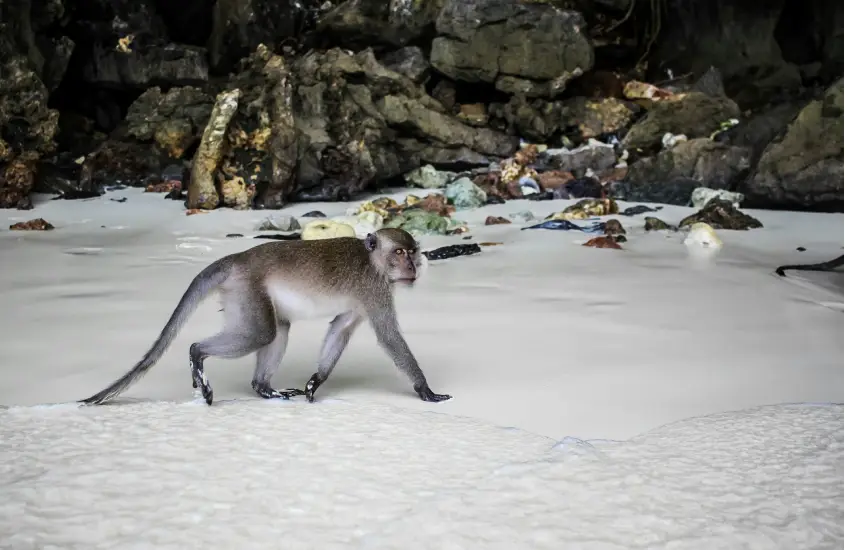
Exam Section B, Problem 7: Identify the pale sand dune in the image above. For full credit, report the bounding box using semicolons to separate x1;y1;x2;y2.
0;188;842;548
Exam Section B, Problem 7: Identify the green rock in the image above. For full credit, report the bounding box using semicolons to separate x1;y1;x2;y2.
385;209;449;235
444;177;486;209
404;164;453;189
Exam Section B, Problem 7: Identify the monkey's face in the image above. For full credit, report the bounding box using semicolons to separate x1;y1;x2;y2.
365;230;422;286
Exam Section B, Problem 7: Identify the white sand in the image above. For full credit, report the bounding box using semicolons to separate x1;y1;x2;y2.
1;187;842;548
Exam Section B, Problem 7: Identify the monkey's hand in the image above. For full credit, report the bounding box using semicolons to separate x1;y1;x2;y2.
251;380;305;400
305;373;324;403
415;384;452;403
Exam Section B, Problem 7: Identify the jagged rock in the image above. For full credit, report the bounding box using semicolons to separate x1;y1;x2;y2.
622;92;741;151
380;46;430;83
431;79;457;111
188;89;241;210
208;0;325;73
405;164;453;189
125;87;214;158
225;45;298;208
679;199;763;230
691;187;745;209
0;51;60;208
561;97;638;140
489;96;563;142
445;177;486;209
81;43;209;89
37;36;75;92
744;78;844;210
291;47;516;202
609;177;701;206
76;140;164;192
624;138;751;204
317;0;445;47
540;141;617;175
720;101;805;166
430;0;594;98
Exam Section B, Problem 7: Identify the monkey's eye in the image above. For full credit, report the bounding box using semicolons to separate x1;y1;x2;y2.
395;249;405;255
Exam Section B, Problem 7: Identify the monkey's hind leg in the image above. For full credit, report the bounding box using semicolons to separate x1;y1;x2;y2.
252;320;305;400
190;288;278;405
306;312;363;402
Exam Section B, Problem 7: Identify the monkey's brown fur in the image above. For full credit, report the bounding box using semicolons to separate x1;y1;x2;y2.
80;228;451;406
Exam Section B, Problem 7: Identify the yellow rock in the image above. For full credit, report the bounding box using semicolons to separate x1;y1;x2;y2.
683;222;723;248
301;220;357;240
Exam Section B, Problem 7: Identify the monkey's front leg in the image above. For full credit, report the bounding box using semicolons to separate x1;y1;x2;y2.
368;306;452;403
305;312;363;402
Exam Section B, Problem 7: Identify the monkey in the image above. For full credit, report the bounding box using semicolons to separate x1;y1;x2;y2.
775;254;844;277
79;228;452;407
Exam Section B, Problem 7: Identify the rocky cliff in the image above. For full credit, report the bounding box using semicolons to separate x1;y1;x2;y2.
0;0;842;212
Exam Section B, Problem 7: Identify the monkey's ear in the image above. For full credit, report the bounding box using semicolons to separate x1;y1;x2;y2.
364;233;378;252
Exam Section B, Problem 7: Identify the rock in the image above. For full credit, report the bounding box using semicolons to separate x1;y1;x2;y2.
547;198;619;221
488;96;563;142
292;48;515;203
620;138;752;205
415;193;455;216
485;216;511;225
0;53;59;209
541;141;617;175
302;210;326;218
405;164;453;189
431;79;457;110
690;188;745;209
683;222;723;249
9;217;54;230
187;88;241;210
82;43;209;90
604;219;626;236
208;0;324;73
561;97;638;141
226;45;298;209
124;87;214;158
77;139;163;192
330;212;384;238
744;78;844;210
679;199;763;230
621;205;662;216
622;92;741;151
536;170;574;191
721;101;805;166
457;104;488;127
583;236;622;249
430;0;594;98
552;177;603;200
644;217;673;231
445;177;487;209
385;209;450;235
508;210;535;222
301;219;357;240
256;215;301;232
317;0;444;48
380;46;430;83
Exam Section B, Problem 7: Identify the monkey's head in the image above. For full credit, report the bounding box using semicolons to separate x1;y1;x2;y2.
364;229;423;286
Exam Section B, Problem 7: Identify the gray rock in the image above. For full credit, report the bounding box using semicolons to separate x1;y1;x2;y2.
81;44;209;89
256;215;301;231
743;78;844;210
430;0;593;98
405;164;454;189
541;141;617;175
690;187;745;209
380;46;430;83
445;177;487;209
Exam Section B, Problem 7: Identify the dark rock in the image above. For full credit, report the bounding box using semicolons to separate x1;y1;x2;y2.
541;142;617;175
380;46;430;84
690;67;726;98
430;0;593;98
423;243;482;260
560;97;638;141
743;78;844;210
431;79;457;111
209;0;324;73
226;233;244;238
253;233;303;240
301;210;326;217
609;176;700;206
488;95;562;142
0;156;38;208
78;139;164;192
622;92;741;151
721;101;806;166
37;35;75;92
317;0;445;47
552;177;603;200
604;219;626;235
678;199;763;230
10;217;54;230
81;43;209;90
624;138;752;203
644;217;674;231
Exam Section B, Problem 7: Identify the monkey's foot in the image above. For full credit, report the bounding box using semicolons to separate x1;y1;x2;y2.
191;362;213;406
305;373;325;403
415;384;452;403
251;381;305;400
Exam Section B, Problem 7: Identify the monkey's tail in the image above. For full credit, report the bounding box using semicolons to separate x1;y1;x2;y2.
79;258;233;406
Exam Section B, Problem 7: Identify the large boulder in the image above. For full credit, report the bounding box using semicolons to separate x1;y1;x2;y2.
291;47;517;202
317;0;446;48
615;138;751;205
743;79;844;210
622;92;741;151
0;53;60;209
124;86;214;158
430;0;593;98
